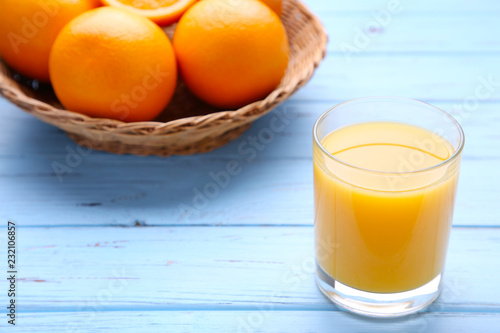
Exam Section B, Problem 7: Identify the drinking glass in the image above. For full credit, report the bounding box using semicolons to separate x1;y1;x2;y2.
313;97;464;317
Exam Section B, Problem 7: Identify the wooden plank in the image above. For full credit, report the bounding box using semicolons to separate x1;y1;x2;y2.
0;156;498;227
5;227;500;312
304;0;500;13
291;55;500;102
1;98;498;226
14;311;500;333
0;1;497;330
325;13;500;53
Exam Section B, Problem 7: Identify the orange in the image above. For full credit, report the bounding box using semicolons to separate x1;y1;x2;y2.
49;7;177;122
260;0;282;16
0;0;99;82
100;0;198;26
173;0;289;109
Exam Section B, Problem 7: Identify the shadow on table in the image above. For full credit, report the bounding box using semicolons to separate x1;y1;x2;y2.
4;106;313;226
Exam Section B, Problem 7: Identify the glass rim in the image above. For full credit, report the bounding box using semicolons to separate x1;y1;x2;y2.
313;97;465;175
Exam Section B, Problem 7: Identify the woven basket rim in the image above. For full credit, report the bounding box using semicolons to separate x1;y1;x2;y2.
0;0;328;137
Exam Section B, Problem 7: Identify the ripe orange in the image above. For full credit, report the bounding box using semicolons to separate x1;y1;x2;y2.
49;7;177;122
100;0;198;26
260;0;282;16
0;0;99;82
173;0;289;109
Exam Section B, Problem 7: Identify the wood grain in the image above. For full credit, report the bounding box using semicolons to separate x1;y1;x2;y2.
1;98;499;227
291;56;500;102
16;311;500;333
6;227;500;312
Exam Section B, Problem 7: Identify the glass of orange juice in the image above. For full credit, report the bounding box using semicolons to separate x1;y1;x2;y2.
313;97;464;317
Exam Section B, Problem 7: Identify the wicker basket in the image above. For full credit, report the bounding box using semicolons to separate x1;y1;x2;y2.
0;0;327;156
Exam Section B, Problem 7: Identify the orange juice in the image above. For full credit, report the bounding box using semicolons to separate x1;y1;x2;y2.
314;122;461;293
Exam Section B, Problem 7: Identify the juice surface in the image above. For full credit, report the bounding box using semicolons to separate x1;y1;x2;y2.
314;122;460;293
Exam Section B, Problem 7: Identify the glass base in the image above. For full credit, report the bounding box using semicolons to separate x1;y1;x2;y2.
316;263;442;318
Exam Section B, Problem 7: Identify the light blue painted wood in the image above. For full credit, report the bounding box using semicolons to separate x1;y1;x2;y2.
291;55;500;102
1;98;499;226
325;13;500;53
13;311;500;333
2;227;498;312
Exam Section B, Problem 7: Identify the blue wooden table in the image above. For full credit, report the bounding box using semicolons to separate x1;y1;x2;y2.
2;0;500;331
